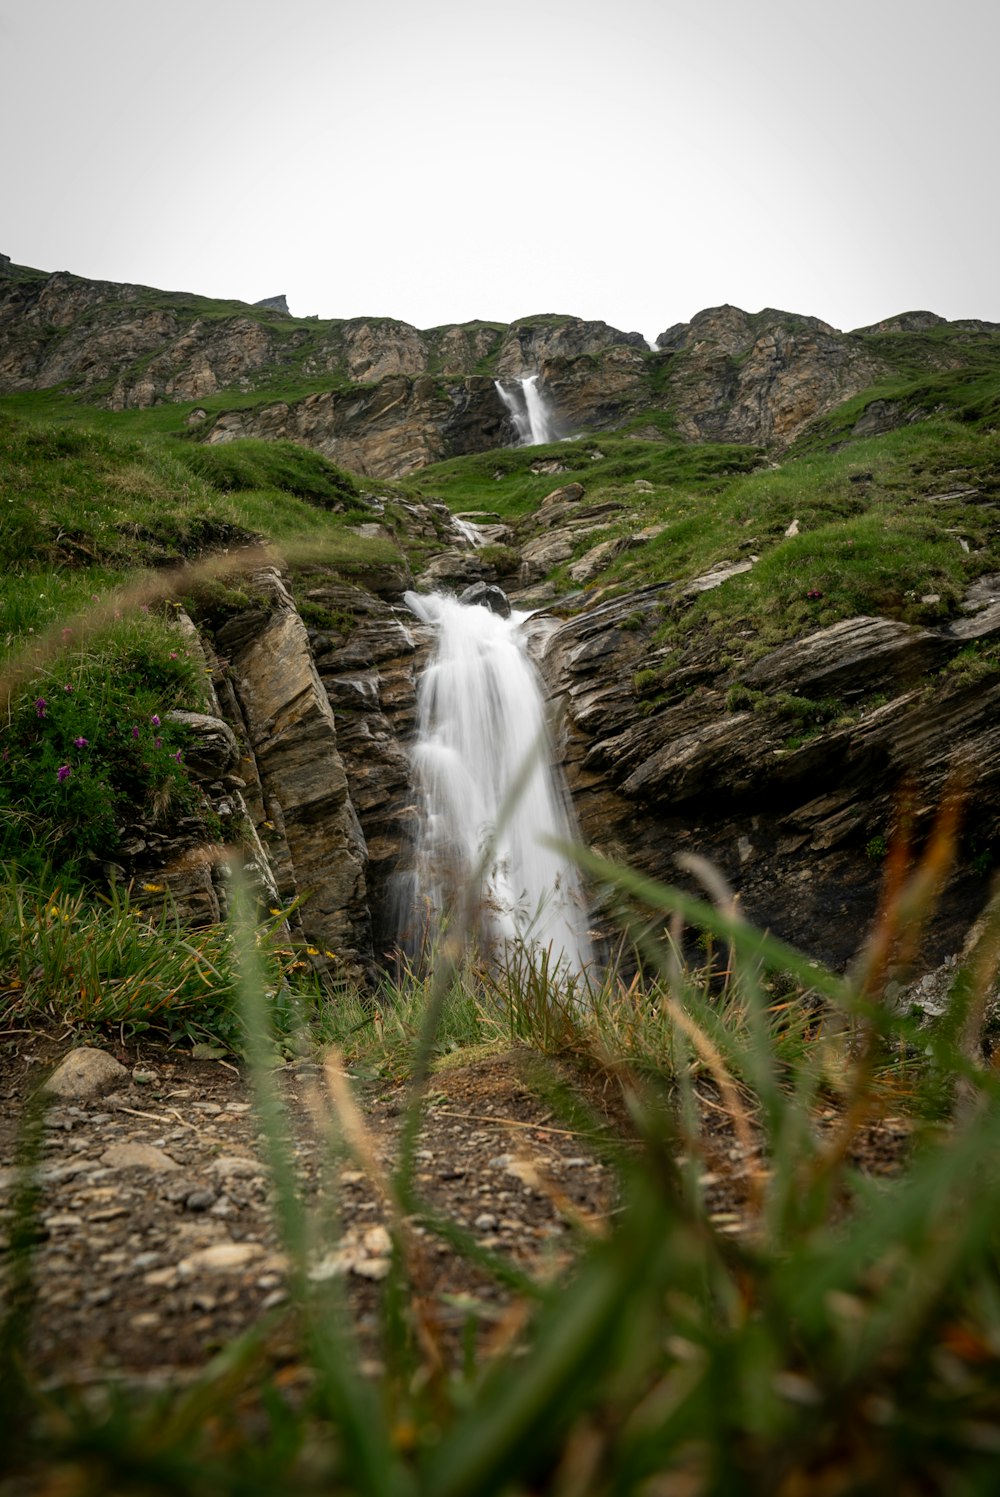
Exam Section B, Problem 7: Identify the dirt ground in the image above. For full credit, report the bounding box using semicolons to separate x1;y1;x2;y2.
0;1034;626;1385
0;1032;911;1389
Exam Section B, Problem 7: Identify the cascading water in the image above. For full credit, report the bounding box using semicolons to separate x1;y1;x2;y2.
399;591;592;982
494;374;559;446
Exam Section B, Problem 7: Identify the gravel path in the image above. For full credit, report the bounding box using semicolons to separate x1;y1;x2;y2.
0;1037;619;1385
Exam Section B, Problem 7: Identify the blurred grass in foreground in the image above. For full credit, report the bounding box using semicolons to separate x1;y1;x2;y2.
4;801;1000;1497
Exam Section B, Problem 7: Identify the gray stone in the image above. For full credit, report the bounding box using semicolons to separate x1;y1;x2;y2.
43;1048;128;1101
100;1143;180;1172
208;1154;265;1179
164;711;239;774
178;1241;265;1275
184;1188;218;1211
458;581;511;618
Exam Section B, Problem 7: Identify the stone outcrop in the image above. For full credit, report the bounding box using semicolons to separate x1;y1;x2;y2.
216;568;372;973
303;581;425;960
651;305;889;447
495;318;647;377
537;581;1000;971
205;374;510;479
4;260;1000;474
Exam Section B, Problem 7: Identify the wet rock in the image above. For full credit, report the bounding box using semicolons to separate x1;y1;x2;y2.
458;581;511;618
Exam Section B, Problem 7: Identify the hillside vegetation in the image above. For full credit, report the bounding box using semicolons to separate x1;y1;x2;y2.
3;279;1000;1495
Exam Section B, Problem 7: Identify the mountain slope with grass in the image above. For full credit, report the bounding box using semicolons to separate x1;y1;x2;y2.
5;253;1000;476
2;253;1000;978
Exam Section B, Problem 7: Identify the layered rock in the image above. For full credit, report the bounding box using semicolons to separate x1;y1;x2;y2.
652;305;889;446
205;375;509;478
5;260;1000;472
538;583;1000;971
495;317;647;377
304;581;426;960
213;568;372;973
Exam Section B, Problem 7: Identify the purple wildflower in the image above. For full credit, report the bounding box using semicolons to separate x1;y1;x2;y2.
154;738;162;750
150;714;160;727
74;736;88;749
35;697;47;718
63;684;73;694
56;764;72;783
172;750;183;763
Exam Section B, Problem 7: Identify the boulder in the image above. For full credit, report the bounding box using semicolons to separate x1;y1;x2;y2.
44;1048;128;1100
458;581;511;618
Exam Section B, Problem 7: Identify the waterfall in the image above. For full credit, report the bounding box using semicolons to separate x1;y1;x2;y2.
399;591;592;982
494;374;559;446
451;515;486;548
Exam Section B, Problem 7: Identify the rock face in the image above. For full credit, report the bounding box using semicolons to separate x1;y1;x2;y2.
9;260;992;478
218;568;372;973
205;375;510;479
651;305;889;446
495;317;647;377
537;584;1000;971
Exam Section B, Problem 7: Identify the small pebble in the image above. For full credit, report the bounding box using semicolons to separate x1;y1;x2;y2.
185;1189;217;1212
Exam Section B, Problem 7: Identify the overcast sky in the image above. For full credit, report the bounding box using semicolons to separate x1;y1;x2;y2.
2;0;996;340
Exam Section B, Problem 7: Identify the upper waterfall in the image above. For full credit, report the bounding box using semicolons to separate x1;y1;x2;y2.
494;374;559;446
399;591;592;982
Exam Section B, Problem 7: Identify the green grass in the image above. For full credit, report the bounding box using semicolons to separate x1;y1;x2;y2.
0;407;410;889
5;336;1000;1488
0;868;335;1054
398;433;762;520
5;831;1000;1493
0;409;407;571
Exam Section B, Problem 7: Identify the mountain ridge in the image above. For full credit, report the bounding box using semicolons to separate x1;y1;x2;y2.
4;255;1000;478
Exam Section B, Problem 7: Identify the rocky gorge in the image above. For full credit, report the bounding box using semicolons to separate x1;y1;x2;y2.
3;253;1000;997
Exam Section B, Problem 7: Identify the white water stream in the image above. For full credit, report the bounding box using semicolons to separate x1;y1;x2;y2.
494;374;559;446
400;591;592;981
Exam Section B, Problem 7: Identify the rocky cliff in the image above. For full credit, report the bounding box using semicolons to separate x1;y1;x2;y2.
5;255;1000;990
121;527;1000;988
537;578;1000;972
5;257;996;478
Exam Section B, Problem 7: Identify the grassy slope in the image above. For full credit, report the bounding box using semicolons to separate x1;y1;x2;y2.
4;340;998;663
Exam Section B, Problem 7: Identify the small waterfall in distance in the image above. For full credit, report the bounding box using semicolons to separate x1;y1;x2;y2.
399;590;592;983
494;374;559;446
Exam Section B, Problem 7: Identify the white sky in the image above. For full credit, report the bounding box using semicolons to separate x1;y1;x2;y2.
2;0;997;340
